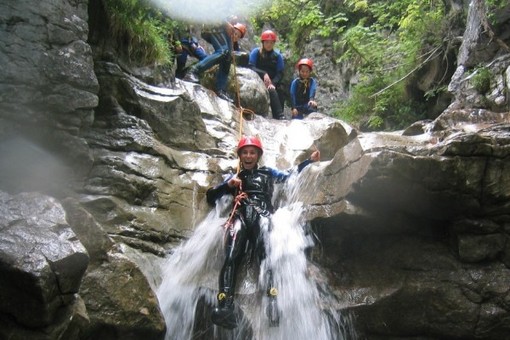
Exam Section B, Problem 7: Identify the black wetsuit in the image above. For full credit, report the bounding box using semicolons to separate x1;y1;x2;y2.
206;160;312;297
248;48;285;119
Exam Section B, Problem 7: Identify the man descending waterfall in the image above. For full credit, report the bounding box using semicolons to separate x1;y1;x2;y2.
206;136;320;329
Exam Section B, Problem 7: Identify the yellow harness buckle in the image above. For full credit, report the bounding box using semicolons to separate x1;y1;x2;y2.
268;287;278;297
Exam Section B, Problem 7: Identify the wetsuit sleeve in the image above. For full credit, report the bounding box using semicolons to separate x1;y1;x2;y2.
269;158;313;183
268;167;290;183
290;79;298;108
206;180;234;206
272;53;285;85
309;78;317;100
297;159;313;173
248;48;264;76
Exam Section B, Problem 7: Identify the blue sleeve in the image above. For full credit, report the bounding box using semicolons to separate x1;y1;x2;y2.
297;159;313;173
290;79;298;108
272;53;285;84
276;54;284;72
248;48;259;67
269;167;290;183
309;78;317;100
269;159;315;183
248;48;267;78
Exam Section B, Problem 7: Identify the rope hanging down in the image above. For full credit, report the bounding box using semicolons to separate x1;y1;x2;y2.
223;30;256;229
228;29;255;175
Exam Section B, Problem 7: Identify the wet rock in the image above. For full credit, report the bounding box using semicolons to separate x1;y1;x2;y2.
0;191;89;330
80;252;166;340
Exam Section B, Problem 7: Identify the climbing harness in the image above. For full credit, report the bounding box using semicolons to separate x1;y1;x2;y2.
224;189;247;232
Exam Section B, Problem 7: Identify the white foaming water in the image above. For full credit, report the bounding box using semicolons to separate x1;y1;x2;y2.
150;0;272;24
157;167;353;339
253;203;338;340
157;204;226;340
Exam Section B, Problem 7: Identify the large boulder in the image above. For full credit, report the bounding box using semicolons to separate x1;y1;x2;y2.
303;108;510;339
79;251;166;340
0;191;89;337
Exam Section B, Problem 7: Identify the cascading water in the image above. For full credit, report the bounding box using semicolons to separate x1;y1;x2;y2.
157;163;356;340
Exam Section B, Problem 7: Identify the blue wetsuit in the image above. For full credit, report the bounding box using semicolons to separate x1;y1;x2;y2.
175;37;208;79
248;48;286;119
290;77;318;119
192;25;233;92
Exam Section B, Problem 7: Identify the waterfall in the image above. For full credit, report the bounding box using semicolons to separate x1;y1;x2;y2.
157;166;356;340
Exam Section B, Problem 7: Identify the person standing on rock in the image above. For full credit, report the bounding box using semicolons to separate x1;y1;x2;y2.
248;30;286;120
184;21;247;102
206;135;320;329
290;58;318;119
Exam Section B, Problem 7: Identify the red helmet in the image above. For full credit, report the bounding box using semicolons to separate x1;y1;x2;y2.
260;30;277;42
237;136;263;155
297;58;314;71
234;23;247;38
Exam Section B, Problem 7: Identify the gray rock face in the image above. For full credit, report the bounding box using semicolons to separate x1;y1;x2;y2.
448;2;510;112
80;251;166;340
0;191;89;331
305;109;510;339
2;0;510;339
0;0;99;191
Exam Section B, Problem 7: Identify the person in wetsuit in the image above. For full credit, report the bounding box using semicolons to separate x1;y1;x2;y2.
206;136;320;329
184;22;246;102
248;30;286;120
290;58;318;119
174;36;208;79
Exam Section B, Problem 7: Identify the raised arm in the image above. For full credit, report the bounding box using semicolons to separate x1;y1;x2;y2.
272;150;321;182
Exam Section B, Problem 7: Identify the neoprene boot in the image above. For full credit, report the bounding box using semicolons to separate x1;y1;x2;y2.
266;287;280;327
216;90;233;103
211;292;238;329
183;67;200;83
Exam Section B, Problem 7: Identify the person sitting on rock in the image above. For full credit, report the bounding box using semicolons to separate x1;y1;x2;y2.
248;30;286;120
174;36;208;79
184;21;247;103
206;135;320;329
290;58;318;119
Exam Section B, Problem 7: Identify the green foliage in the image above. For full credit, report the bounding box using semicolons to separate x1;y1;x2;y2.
254;0;450;130
486;0;508;24
103;0;177;65
333;0;446;130
335;76;425;130
471;67;492;94
424;85;448;101
252;0;347;53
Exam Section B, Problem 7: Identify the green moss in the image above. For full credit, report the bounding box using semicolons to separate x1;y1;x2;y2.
471;67;491;94
103;0;177;65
